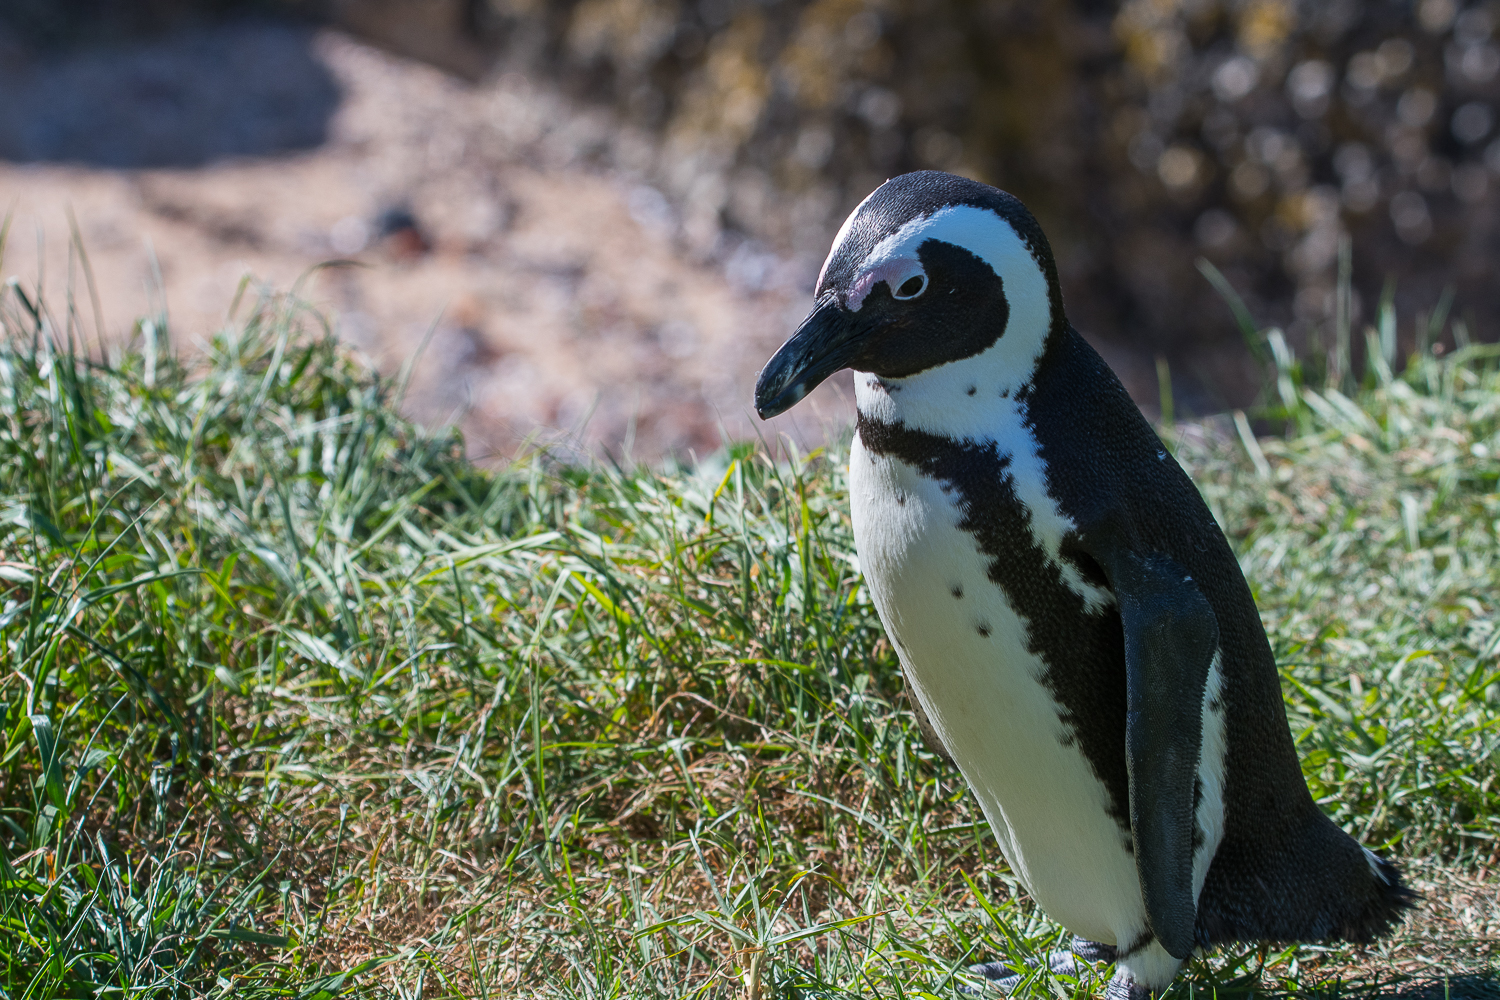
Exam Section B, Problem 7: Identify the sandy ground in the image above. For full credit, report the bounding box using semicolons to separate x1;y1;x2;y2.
0;22;856;462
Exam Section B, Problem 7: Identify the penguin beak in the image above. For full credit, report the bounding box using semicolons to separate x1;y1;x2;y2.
755;294;864;419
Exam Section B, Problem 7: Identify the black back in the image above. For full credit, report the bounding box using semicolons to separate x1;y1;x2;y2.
1029;325;1415;945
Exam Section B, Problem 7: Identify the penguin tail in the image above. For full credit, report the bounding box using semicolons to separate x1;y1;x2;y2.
1195;817;1419;947
1337;848;1420;943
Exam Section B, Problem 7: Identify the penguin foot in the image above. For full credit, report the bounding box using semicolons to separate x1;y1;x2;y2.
960;964;1021;994
1104;976;1158;1000
963;938;1114;993
1069;936;1117;963
1106;937;1181;1000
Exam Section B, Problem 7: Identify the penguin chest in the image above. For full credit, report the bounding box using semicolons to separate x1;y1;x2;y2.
849;432;1144;945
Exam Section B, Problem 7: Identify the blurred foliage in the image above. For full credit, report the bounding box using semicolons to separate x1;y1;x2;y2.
461;0;1500;410
7;0;1500;410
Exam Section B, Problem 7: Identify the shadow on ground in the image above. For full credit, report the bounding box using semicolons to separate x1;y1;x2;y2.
1173;972;1500;1000
1386;974;1500;999
0;20;339;167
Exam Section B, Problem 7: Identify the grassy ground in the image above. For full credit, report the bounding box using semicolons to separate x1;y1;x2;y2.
0;265;1496;999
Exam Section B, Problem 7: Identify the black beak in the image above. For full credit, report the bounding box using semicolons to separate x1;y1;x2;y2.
754;295;865;419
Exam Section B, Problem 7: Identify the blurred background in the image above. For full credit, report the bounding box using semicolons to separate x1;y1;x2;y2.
2;0;1497;461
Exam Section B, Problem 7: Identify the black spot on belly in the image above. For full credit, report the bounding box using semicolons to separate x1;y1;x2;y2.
967;385;977;396
896;493;906;505
857;411;1131;833
977;623;991;637
951;584;964;598
1192;777;1205;851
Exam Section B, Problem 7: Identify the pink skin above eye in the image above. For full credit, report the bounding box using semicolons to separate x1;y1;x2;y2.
845;258;926;311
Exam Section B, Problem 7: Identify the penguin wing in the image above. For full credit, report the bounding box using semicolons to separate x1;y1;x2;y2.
1091;543;1220;960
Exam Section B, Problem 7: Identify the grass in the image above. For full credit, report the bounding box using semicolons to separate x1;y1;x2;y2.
0;259;1495;1000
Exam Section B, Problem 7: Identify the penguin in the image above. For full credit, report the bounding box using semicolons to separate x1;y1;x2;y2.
753;171;1415;998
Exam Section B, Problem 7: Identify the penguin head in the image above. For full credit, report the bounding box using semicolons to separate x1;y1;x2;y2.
755;171;1065;419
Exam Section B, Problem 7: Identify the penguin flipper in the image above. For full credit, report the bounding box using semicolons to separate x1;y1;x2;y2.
1096;546;1220;961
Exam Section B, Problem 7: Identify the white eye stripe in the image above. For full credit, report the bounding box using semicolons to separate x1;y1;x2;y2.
818;186;881;290
864;204;1050;326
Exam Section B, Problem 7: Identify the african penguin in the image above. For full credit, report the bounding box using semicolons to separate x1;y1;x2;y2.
754;171;1415;998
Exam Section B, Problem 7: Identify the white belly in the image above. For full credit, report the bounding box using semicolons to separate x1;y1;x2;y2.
850;432;1145;945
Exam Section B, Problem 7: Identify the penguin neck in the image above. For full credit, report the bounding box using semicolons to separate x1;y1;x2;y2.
853;323;1052;443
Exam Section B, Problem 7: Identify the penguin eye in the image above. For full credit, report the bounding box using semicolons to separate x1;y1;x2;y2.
894;274;928;300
